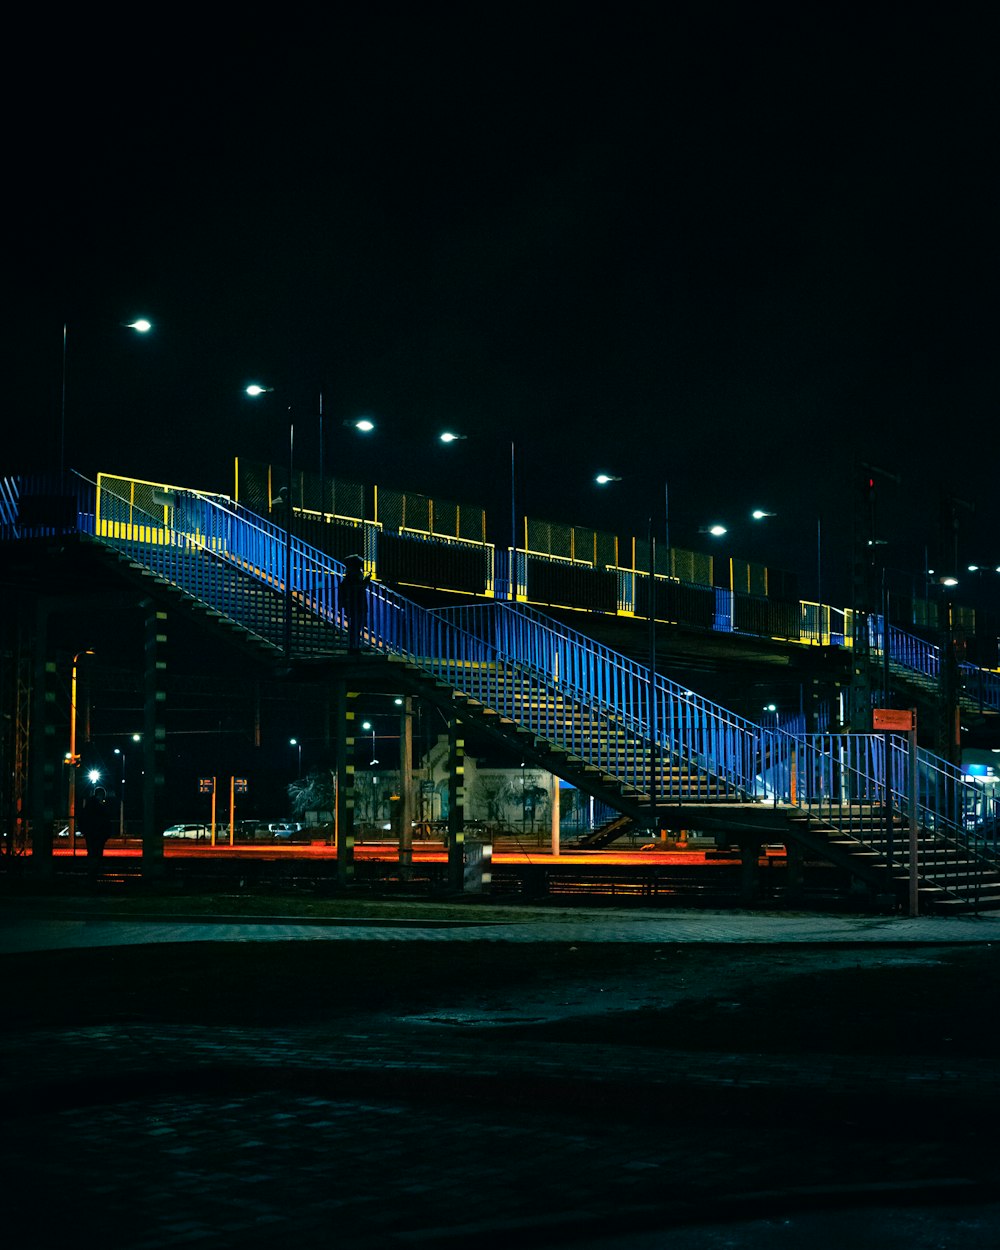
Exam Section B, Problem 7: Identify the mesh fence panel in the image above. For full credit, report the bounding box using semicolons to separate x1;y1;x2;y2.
376;486;485;542
525;518;620;567
235;460;366;522
668;547;714;588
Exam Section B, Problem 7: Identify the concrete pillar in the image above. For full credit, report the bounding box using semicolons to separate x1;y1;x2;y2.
398;695;414;881
141;601;167;878
335;681;357;885
550;771;560;856
447;720;465;891
28;605;57;877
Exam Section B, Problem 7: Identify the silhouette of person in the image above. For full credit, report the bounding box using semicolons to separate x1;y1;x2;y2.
340;554;371;652
79;785;114;876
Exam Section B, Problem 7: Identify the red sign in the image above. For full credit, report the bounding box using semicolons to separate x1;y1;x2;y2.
873;708;915;732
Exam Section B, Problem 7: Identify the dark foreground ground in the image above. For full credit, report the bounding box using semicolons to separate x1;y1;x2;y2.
2;894;1000;1248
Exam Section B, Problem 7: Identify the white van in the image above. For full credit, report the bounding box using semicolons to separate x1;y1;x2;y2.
163;823;209;840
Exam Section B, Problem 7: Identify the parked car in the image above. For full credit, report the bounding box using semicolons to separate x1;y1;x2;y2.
268;821;304;840
162;823;209;840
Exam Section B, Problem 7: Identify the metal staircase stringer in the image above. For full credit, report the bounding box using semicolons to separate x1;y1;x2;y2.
83;534;295;663
386;662;658;826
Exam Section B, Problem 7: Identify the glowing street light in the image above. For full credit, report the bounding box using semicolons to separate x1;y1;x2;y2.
60;317;153;479
442;431;517;598
361;721;378;766
246;383;377;654
290;737;302;775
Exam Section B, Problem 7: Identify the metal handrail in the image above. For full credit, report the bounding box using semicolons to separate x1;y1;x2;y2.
6;472;998;902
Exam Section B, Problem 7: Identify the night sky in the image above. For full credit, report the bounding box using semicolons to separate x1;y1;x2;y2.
9;7;999;610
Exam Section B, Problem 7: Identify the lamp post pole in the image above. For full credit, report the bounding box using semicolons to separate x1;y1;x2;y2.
511;439;517;601
60;322;68;482
318;391;325;518
67;649;94;854
245;385;295;657
114;747;126;836
648;514;659;836
595;473;663;835
285;405;293;658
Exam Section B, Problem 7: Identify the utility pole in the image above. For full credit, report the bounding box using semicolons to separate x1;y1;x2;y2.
849;462;899;731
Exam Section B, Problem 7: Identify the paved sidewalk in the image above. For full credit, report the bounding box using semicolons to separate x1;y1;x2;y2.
5;902;1000;1248
4;903;1000;953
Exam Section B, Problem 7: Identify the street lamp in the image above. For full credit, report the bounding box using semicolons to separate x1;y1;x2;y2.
594;471;669;835
290;737;302;775
247;384;376;654
65;648;95;854
361;721;378;766
113;748;126;836
112;732;141;838
61;317;153;480
595;473;670;551
246;383;296;657
441;431;517;599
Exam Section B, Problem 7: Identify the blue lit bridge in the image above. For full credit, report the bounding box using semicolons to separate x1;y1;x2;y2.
1;470;998;912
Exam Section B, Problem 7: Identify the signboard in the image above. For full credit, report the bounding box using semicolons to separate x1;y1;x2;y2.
873;708;915;732
198;777;215;794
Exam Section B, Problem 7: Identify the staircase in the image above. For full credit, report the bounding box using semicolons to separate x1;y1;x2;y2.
10;471;1000;913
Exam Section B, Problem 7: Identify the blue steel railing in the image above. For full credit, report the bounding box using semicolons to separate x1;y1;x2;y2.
5;472;997;710
432;603;998;855
4;473;998;896
873;618;1000;712
771;728;998;880
91;480;347;654
431;601;768;801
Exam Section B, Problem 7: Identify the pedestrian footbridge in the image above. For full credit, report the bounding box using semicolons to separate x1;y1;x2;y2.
3;472;1000;912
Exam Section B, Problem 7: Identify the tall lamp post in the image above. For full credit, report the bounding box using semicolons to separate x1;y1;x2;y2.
595;472;669;834
247;384;376;656
113;747;126;836
290;737;303;776
112;732;141;839
441;431;518;599
246;384;295;656
66;648;94;854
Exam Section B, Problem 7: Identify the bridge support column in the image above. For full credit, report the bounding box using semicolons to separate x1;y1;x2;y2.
141;600;167;879
335;682;357;886
447;720;465;891
398;695;414;881
550;771;560;856
738;839;762;904
28;602;57;878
